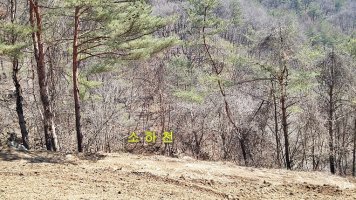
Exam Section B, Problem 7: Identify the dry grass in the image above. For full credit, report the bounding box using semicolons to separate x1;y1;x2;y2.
0;149;355;200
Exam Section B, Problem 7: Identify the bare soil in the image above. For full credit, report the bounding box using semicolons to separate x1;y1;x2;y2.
0;149;355;200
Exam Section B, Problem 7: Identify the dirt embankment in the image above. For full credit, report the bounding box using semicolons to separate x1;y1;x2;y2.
0;149;355;200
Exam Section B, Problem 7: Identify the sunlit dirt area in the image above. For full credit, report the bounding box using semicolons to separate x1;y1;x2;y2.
1;149;356;200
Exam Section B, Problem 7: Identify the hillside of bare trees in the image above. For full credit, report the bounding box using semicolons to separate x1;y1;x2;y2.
1;0;356;179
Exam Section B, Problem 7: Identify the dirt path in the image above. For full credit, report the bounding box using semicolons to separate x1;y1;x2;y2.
0;150;355;199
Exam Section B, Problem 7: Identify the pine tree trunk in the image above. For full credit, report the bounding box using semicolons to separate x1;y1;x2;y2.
10;0;29;149
12;60;30;149
281;83;291;170
277;26;291;170
239;137;248;166
29;0;58;151
352;117;356;176
328;85;335;174
312;135;316;170
36;36;58;151
73;6;83;152
272;80;281;167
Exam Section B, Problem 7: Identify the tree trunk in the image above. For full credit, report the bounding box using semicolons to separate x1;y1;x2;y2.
10;0;29;149
352;117;356;176
73;6;83;152
277;26;291;170
280;76;291;170
28;0;58;151
239;137;248;166
328;85;335;174
272;80;281;167
12;60;30;149
312;134;317;170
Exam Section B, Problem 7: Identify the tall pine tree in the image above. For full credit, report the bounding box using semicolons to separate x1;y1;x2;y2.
65;0;176;152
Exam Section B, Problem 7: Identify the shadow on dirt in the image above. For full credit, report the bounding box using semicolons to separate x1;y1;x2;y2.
0;149;106;164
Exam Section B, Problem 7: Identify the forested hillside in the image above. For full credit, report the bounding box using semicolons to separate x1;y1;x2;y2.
0;0;355;176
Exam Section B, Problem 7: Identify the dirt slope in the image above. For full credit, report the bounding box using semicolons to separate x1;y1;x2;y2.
0;149;355;200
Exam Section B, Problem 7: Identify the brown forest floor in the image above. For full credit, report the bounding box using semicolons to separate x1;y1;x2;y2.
0;149;356;200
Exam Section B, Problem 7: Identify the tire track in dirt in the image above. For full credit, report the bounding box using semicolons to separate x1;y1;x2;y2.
130;171;231;199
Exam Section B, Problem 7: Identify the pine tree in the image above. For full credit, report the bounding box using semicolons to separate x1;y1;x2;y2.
184;0;252;163
28;0;59;151
254;24;317;169
317;51;348;174
0;0;32;149
65;0;177;152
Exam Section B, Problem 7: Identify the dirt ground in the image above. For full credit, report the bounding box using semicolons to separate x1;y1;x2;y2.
0;149;355;200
